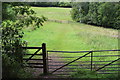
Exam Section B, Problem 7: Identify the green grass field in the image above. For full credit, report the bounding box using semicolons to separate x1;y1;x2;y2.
24;7;118;50
23;7;119;78
32;7;72;21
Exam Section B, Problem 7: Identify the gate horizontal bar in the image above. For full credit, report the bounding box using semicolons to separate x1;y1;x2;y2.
48;55;120;58
23;58;52;60
47;49;120;53
49;67;77;69
85;55;120;57
52;73;70;75
82;64;119;65
49;67;120;70
52;70;77;72
22;47;42;49
48;56;75;58
27;63;43;65
23;54;43;55
24;66;43;68
49;64;119;66
97;72;119;74
105;67;120;68
49;64;79;66
48;61;115;63
100;70;120;71
23;58;43;60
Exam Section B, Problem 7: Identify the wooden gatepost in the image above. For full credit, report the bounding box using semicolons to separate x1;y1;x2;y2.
42;43;48;75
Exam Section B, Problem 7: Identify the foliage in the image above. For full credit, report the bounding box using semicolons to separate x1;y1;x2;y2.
70;7;80;22
86;2;101;25
2;20;24;61
71;2;89;23
2;2;46;59
2;3;16;21
2;2;46;78
2;54;33;78
58;2;72;7
71;2;120;29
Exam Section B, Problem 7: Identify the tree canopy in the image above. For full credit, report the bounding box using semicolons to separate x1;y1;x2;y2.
71;2;120;29
2;2;46;78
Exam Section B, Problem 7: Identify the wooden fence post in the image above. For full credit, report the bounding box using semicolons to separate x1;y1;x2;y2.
42;43;48;75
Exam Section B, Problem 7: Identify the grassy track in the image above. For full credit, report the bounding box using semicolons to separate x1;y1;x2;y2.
32;7;72;21
23;7;118;57
23;22;118;51
23;7;119;77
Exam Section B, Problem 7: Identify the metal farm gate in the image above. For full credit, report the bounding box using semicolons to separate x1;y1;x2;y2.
22;43;120;77
47;50;120;77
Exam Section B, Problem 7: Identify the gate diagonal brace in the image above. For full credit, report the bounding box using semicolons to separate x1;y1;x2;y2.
96;58;120;71
25;48;41;62
50;51;92;74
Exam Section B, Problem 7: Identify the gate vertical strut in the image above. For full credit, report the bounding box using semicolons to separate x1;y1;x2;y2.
91;52;93;71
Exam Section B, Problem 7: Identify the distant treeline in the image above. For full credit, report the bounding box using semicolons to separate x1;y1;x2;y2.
28;2;72;8
28;2;120;29
71;2;120;29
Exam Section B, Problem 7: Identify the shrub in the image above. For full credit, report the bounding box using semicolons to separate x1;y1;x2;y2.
2;54;33;78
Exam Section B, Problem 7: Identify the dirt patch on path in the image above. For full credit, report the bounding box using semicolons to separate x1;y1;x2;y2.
26;52;74;78
37;52;73;78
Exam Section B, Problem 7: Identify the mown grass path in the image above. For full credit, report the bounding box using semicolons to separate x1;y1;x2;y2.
23;7;119;78
24;7;118;51
23;21;119;78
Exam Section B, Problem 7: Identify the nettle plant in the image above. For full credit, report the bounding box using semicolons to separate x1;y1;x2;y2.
2;3;47;61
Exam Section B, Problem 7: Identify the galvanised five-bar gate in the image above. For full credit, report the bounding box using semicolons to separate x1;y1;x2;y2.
22;43;120;76
47;50;120;76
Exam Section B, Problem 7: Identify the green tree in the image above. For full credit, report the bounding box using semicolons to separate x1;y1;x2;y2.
71;6;80;22
2;2;46;59
71;2;120;29
113;3;120;29
98;3;114;27
71;2;89;23
2;2;47;78
86;2;101;25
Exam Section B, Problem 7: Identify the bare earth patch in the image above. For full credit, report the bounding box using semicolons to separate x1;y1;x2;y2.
26;53;74;78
